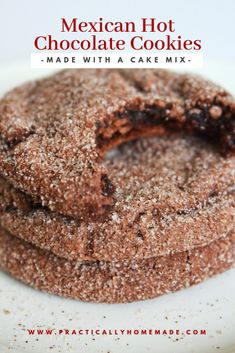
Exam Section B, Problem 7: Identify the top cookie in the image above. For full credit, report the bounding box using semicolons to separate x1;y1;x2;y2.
0;69;234;219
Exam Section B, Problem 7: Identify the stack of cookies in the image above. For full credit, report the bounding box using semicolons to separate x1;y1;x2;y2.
0;69;234;303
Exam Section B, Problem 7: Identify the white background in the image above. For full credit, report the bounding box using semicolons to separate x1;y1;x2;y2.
0;0;235;66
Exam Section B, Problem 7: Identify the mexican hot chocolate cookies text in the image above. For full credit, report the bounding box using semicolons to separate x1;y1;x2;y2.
0;69;234;303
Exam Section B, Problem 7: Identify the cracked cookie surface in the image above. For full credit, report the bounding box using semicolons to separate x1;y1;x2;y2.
0;69;234;219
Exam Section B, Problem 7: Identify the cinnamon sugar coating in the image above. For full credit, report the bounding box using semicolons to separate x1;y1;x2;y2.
0;135;234;261
0;228;234;303
0;69;234;219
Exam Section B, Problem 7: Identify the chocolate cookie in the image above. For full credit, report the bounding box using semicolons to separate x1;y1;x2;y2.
0;227;234;303
0;135;234;261
0;70;234;219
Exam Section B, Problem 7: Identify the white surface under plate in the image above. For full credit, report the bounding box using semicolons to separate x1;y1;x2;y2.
0;62;234;353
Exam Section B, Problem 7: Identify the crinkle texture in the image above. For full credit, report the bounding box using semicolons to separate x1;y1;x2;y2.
0;69;235;219
0;135;234;261
0;227;234;303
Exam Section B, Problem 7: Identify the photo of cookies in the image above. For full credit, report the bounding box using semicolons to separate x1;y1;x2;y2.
0;69;234;304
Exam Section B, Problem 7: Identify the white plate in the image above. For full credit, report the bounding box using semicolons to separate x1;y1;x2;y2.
0;62;234;353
